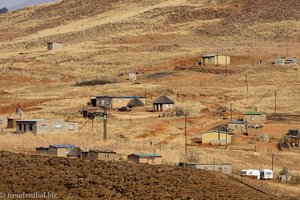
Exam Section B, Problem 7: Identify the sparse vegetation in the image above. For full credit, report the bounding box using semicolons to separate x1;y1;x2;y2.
74;77;117;86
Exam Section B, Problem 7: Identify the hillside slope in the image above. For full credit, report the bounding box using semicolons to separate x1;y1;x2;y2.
0;151;277;200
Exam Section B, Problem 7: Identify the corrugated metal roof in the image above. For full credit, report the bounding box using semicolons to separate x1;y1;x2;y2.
201;54;215;58
244;111;264;115
129;153;161;158
229;121;245;124
93;96;145;99
16;119;44;122
202;130;231;134
49;144;79;149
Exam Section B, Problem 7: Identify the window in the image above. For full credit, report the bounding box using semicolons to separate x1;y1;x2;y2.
266;172;272;175
18;124;22;131
29;124;33;131
54;124;61;129
40;124;48;129
69;123;75;130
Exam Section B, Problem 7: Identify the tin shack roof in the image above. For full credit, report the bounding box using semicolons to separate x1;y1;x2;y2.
128;153;161;158
244;111;264;115
49;144;79;149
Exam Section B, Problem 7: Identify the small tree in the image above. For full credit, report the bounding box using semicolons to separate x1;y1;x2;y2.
0;7;8;14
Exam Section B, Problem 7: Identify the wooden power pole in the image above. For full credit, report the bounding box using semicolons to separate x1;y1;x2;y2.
184;115;187;160
103;107;108;141
274;91;277;113
245;74;249;93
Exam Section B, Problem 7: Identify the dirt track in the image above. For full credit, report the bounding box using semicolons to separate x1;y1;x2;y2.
0;151;277;200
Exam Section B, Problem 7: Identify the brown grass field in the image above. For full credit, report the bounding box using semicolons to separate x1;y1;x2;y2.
0;0;300;199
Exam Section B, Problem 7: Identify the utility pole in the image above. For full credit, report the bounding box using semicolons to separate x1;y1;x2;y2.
272;153;275;171
245;74;249;93
103;107;108;141
274;91;277;113
184;114;187;160
230;103;232;121
225;56;228;76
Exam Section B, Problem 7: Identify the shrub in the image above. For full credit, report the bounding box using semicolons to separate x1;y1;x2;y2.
75;77;116;86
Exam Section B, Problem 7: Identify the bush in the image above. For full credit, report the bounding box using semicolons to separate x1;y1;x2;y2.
0;7;8;14
75;77;116;86
161;107;189;117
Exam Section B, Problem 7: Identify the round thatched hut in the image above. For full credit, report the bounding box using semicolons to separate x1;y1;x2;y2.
127;98;145;108
153;95;174;111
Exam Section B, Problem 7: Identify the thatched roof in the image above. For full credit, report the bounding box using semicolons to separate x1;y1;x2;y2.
153;95;174;104
127;98;144;107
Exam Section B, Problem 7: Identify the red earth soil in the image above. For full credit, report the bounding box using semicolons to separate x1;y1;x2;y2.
0;151;280;200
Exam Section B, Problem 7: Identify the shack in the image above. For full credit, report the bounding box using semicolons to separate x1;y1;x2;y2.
227;121;247;134
89;149;120;161
36;147;49;156
16;119;78;135
243;112;266;128
274;57;297;65
7;118;17;129
127;153;162;165
201;54;230;66
47;42;64;50
0;116;7;130
47;144;80;157
90;96;146;109
201;130;232;145
153;95;174;112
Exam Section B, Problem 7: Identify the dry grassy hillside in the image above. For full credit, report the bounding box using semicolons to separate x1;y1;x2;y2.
0;1;300;198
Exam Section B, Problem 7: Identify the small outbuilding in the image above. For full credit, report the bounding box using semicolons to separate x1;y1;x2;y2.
47;42;64;50
201;130;232;145
127;153;162;165
0;116;7;131
47;144;80;157
182;163;232;174
36;147;49;156
274;57;297;65
201;54;230;66
7;118;17;129
243;112;266;128
227;121;247;134
153;95;174;112
89;149;120;161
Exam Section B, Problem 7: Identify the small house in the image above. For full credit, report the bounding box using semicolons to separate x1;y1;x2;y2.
47;144;80;157
0;116;7;130
243;112;266;127
201;54;230;66
153;95;174;112
7;118;17;129
127;153;162;165
91;96;145;109
274;57;297;65
16;119;78;134
47;42;64;50
36;147;49;156
89;149;120;161
201;130;232;145
181;163;232;174
227;121;247;134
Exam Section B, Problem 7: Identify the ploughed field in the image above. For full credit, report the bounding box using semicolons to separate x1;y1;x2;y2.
0;151;276;200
